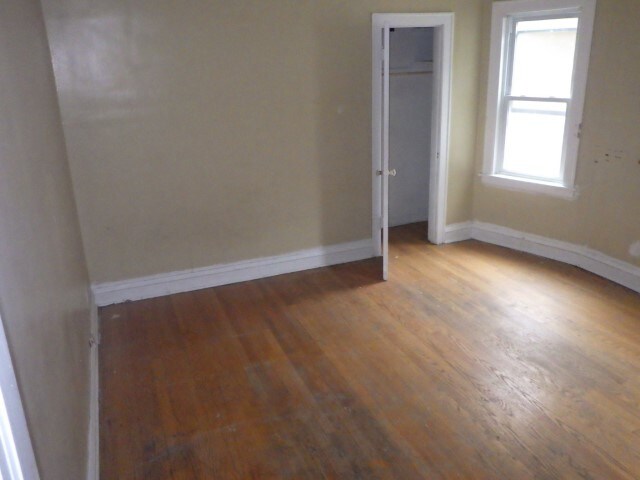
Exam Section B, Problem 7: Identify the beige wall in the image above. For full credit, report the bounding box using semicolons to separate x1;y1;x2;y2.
473;0;640;266
42;0;483;284
0;1;91;478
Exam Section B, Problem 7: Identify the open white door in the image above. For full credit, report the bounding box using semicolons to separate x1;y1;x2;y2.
381;25;391;281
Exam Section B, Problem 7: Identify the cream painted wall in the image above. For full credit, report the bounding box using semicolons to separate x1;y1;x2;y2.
473;0;640;267
0;1;91;478
42;0;483;284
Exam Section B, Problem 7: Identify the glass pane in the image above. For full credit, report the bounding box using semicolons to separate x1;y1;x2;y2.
510;17;578;98
502;100;567;180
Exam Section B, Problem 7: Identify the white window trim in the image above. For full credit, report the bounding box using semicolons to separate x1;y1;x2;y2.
482;0;596;199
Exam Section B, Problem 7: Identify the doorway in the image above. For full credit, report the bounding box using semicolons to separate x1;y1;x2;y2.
388;27;434;230
372;13;453;280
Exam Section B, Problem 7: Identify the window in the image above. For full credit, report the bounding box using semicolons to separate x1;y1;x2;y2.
482;0;596;198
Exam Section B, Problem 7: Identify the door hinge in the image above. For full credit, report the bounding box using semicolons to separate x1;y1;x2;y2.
89;334;99;348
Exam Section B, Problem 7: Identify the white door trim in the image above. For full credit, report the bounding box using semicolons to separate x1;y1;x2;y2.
372;13;454;256
0;312;40;480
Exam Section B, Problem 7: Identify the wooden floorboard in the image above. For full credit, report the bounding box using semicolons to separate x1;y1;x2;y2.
99;223;640;479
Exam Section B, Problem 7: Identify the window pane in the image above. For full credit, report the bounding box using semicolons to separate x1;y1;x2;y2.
502;100;567;180
510;17;578;98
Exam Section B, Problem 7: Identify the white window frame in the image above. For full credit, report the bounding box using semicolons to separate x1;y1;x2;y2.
482;0;596;199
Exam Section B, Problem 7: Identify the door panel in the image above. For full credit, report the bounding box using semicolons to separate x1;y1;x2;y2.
382;25;390;281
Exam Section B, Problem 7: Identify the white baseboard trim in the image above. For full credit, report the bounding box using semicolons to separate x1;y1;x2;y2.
92;239;375;306
86;291;99;480
444;221;473;243
445;220;640;294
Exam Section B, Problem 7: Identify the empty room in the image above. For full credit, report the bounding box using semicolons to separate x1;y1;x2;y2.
1;0;639;479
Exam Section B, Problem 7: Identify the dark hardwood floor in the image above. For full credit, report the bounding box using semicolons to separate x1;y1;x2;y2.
99;223;640;479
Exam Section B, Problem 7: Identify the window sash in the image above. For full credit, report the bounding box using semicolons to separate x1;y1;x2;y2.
504;13;580;99
497;97;570;181
495;13;579;183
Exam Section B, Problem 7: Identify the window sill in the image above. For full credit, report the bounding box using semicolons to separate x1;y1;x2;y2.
481;173;578;200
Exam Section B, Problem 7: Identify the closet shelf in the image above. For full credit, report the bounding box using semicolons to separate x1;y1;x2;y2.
389;61;433;75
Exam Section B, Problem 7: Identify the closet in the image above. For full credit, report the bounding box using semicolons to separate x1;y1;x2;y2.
388;28;434;228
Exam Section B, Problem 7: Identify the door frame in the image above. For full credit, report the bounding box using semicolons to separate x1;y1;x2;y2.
0;311;40;480
372;13;454;255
